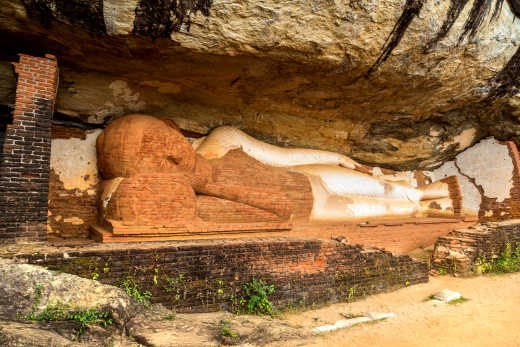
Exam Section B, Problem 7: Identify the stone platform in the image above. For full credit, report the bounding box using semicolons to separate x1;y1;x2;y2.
90;221;293;243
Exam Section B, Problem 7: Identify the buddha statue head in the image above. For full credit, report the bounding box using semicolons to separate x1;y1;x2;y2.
96;114;196;180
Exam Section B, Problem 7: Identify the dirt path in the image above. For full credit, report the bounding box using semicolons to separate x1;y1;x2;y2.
271;273;520;347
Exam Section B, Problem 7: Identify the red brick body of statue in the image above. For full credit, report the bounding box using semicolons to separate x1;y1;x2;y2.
96;114;313;234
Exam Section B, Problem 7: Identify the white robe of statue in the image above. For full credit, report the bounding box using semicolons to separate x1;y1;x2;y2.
193;126;455;221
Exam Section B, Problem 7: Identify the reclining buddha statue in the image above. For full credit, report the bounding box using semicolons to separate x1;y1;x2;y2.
92;114;461;239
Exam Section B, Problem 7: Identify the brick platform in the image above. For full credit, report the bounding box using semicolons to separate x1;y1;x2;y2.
0;54;58;243
8;237;428;312
87;217;475;254
432;220;520;273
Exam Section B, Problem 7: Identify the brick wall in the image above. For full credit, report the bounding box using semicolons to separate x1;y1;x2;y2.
48;171;98;238
0;54;58;243
16;237;428;312
432;221;520;273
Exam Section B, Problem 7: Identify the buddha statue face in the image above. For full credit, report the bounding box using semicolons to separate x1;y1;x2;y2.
96;114;196;179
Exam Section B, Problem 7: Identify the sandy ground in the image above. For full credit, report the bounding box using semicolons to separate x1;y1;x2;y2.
272;273;520;347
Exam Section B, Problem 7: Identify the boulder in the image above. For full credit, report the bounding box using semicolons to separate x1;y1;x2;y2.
0;264;144;323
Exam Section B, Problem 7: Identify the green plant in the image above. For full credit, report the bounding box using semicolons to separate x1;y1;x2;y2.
423;294;436;302
20;285;113;340
438;267;446;275
221;326;237;338
164;313;175;321
120;276;152;306
67;308;113;337
91;272;99;280
477;243;520;274
153;268;159;285
217;279;224;295
347;287;355;300
240;279;275;315
22;299;70;321
448;297;470;305
163;274;185;304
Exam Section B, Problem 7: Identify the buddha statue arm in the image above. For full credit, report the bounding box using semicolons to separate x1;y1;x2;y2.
195;126;359;169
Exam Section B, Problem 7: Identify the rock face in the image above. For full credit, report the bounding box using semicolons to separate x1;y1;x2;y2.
0;264;142;321
2;0;520;169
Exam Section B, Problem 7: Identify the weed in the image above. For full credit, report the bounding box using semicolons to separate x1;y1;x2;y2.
164;313;175;321
423;294;436;302
240;279;275;315
120;276;152;306
153;268;159;286
221;326;237;338
20;285;113;340
217;279;224;295
163;274;185;305
91;272;99;280
476;243;520;274
448;297;470;305
347;287;355;300
67;308;113;337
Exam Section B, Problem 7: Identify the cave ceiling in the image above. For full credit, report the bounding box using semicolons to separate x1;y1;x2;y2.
2;0;520;170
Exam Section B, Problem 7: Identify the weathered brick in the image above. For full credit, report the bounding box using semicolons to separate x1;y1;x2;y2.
0;54;58;243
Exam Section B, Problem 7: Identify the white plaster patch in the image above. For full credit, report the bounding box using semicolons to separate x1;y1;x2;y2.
456;137;513;202
63;217;84;225
50;129;102;191
432;161;481;215
103;0;139;36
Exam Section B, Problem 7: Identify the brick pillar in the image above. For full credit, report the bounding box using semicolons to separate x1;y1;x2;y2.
0;54;58;243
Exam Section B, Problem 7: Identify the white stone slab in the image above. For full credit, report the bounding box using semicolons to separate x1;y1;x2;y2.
312;312;394;334
432;289;462;302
